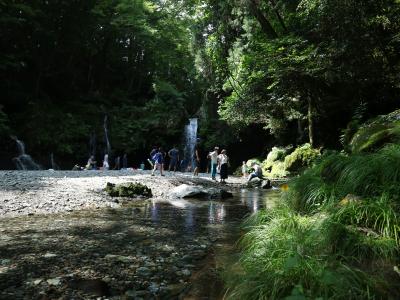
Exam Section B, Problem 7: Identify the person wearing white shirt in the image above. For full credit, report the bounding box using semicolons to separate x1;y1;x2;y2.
208;146;219;180
247;162;263;182
217;149;229;183
103;154;109;170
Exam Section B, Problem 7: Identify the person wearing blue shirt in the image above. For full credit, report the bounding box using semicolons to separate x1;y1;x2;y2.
151;148;165;176
168;146;180;172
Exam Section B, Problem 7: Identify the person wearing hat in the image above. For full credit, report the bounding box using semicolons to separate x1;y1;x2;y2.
208;147;219;180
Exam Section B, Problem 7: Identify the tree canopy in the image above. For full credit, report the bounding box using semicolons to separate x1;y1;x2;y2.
1;0;399;168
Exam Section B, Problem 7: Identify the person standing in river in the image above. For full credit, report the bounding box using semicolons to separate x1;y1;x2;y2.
218;149;229;183
168;146;180;172
193;144;201;176
122;153;128;169
151;147;165;176
103;154;109;170
208;147;219;181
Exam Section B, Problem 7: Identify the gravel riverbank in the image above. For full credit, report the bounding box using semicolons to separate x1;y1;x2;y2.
0;170;265;299
0;170;245;218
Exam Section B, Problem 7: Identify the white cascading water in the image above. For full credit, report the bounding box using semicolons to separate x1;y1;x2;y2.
12;137;41;170
183;118;198;171
104;115;111;156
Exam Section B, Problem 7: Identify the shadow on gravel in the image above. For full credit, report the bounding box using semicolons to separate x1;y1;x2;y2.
0;201;226;299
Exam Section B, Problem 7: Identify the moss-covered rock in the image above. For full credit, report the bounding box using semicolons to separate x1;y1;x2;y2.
284;143;320;172
245;158;262;168
350;109;400;153
263;146;291;170
105;182;152;198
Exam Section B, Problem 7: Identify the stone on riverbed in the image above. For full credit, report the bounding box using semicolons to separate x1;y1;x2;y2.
169;184;233;199
105;182;152;198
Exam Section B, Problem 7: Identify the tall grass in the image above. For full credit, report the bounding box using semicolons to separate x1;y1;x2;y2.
286;144;400;213
224;207;381;299
225;145;400;299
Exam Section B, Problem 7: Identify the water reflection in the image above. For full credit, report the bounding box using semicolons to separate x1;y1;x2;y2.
138;190;280;236
240;189;279;213
208;202;226;224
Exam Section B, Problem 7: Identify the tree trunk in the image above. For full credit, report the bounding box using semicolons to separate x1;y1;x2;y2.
248;0;278;39
296;119;305;145
269;0;287;33
307;95;315;148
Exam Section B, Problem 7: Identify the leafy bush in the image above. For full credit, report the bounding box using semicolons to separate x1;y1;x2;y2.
269;161;288;178
284;143;320;172
246;158;262;168
263;146;291;169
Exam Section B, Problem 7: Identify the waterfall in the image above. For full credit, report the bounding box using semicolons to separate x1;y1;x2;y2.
104;115;111;155
50;153;59;170
89;132;96;156
11;137;41;170
183;118;198;171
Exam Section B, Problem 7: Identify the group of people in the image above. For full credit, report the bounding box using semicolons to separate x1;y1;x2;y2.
206;147;229;183
149;145;230;183
149;146;180;176
79;145;263;185
79;153;128;171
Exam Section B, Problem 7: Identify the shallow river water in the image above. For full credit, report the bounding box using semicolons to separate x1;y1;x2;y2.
0;189;280;299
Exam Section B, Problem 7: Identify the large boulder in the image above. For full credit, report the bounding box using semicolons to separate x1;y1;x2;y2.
247;177;262;187
349;109;400;153
169;184;233;199
105;182;152;198
284;143;320;172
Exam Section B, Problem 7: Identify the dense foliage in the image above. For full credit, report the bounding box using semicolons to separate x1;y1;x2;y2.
191;0;400;148
1;0;204;167
2;0;399;169
226;144;400;299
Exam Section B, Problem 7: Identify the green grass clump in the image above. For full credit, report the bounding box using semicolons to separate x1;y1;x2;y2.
225;144;400;299
225;206;383;299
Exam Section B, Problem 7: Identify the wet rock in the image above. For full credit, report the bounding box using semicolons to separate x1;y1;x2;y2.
165;283;187;297
247;177;262;187
1;259;11;265
182;255;193;262
261;179;272;189
148;282;159;293
125;289;136;299
68;278;110;297
169;184;233;199
47;277;61;286
136;267;151;276
43;253;57;258
169;184;207;198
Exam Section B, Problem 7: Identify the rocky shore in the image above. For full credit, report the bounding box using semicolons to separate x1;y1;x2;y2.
0;170;245;218
0;170;261;299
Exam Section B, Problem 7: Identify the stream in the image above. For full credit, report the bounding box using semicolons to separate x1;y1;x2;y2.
0;189;280;299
